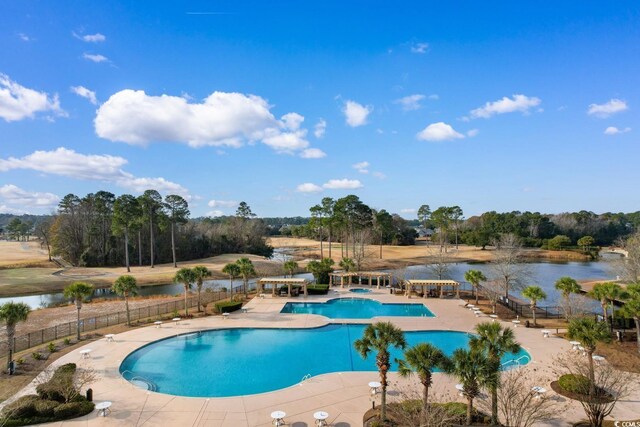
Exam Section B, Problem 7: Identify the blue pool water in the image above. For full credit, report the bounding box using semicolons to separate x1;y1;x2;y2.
280;297;434;318
349;288;372;293
119;325;530;397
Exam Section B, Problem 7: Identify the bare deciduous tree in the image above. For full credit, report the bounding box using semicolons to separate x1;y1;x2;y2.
490;234;530;299
553;352;634;427
481;280;503;314
383;386;464;427
477;367;565;427
426;247;452;281
613;230;640;283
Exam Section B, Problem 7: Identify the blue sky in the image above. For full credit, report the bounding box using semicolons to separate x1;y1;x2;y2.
1;1;638;218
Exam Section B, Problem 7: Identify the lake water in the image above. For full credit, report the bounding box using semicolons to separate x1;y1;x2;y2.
0;252;617;310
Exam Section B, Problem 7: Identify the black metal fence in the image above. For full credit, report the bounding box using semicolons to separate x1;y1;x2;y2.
0;289;237;360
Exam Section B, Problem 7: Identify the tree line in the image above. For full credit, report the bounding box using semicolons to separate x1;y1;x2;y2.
35;192;271;268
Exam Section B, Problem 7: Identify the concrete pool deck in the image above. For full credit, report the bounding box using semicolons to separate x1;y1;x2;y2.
4;287;640;426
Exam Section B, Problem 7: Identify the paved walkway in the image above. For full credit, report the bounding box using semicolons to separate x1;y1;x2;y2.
4;287;640;426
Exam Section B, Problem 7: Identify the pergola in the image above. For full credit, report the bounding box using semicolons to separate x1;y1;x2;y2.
328;271;391;288
257;277;309;297
404;279;460;298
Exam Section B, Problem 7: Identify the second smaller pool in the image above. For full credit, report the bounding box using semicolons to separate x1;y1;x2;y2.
280;297;434;318
349;288;372;294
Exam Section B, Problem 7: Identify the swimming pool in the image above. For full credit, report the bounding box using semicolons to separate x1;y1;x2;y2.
280;297;434;318
349;288;372;293
119;324;530;397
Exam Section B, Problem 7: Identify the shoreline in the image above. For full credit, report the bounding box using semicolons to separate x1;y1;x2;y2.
1;244;596;299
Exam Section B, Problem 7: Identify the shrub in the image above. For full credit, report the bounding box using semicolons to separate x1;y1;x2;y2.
307;285;329;295
1;395;39;419
52;400;94;418
31;352;43;360
48;342;56;353
63;338;71;345
34;400;58;417
36;363;76;402
16;358;24;365
558;374;591;394
215;301;243;313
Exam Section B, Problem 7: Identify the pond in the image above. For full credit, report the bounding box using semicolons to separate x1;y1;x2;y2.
0;253;616;310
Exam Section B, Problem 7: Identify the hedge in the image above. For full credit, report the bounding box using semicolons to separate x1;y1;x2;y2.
36;363;76;402
307;285;329;295
558;374;591;394
1;363;95;427
215;301;243;313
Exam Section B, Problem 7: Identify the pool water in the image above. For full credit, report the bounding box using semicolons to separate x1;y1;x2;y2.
120;325;530;397
280;297;434;318
349;288;372;293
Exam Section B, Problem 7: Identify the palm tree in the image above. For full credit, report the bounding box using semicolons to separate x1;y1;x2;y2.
192;266;211;312
236;258;256;296
555;276;581;320
589;282;621;329
0;302;30;373
464;269;487;304
446;348;499;426
354;322;407;423
567;317;611;395
522;285;547;327
174;268;196;316
63;282;94;341
469;321;521;426
283;260;298;278
397;343;449;414
339;257;356;271
222;263;241;292
112;275;138;326
620;284;640;353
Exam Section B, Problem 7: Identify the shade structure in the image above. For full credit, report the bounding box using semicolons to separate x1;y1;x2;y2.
328;271;391;288
257;277;309;297
404;279;460;298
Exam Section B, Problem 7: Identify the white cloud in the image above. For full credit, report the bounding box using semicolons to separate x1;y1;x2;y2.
281;112;304;130
74;32;106;42
469;94;541;119
18;33;31;42
206;210;224;217
83;53;109;63
70;86;98;105
207;199;238;208
322;179;363;190
604;126;631;135
394;94;425;111
0;184;60;208
428;94;439;100
342;100;372;127
0;147;190;198
372;171;386;179
314;119;326;138
95;89;318;155
0;74;65;122
300;148;326;159
0;205;27;215
411;42;429;54
467;129;479;137
352;161;370;174
588;99;628;118
417;122;464;142
296;183;323;193
401;208;417;214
